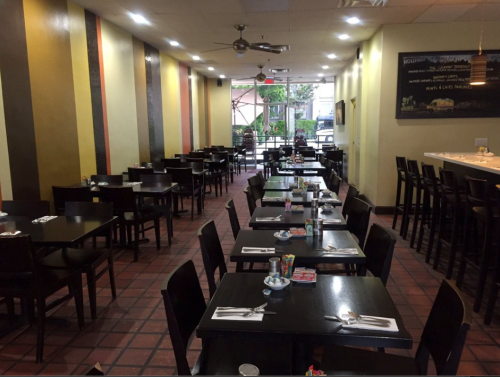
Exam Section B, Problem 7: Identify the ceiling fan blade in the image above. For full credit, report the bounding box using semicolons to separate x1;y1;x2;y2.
234;77;255;81
201;47;233;53
249;45;281;54
213;42;233;45
250;43;290;52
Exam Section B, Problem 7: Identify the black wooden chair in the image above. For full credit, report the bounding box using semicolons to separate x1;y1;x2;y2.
402;160;423;248
301;150;315;158
326;150;343;178
128;167;154;182
168;167;202;221
162;158;181;168
39;202;116;320
2;200;50;218
52;186;92;215
346;197;372;248
257;171;266;187
198;220;227;298
244;186;257;216
323;159;333;180
90;174;123;185
99;186;161;261
248;175;264;204
161;260;292;375
327;170;342;195
189;151;205;159
363;224;396;286
392;157;409;232
175;154;188;162
342;184;360;219
320;279;471;375
0;235;85;362
213;151;230;191
225;199;240;241
237;145;247;173
151;161;166;173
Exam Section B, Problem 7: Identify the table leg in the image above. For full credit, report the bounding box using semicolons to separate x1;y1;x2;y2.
292;341;314;375
236;262;244;272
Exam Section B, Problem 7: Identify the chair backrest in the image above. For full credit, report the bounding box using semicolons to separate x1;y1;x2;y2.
301;150;315;158
244;186;257;216
346;197;372;248
363;224;396;286
152;161;166;172
323;159;333;179
396;156;408;182
342;184;360;218
198;220;227;298
91;174;123;185
0;235;37;287
248;175;264;201
439;168;462;206
407;160;422;188
281;146;292;157
298;145;312;150
225;199;241;241
188;151;205;159
175;154;187;162
161;260;207;376
141;162;153;168
65;202;113;217
2;200;50;217
326;150;343;162
162;158;181;168
212;152;228;168
186;157;204;164
270;161;279;176
465;175;492;209
52;186;92;215
421;163;440;198
128;167;154;182
186;161;204;172
99;186;137;215
257;171;266;186
328;171;342;195
415;279;471;375
140;173;172;185
168;168;195;187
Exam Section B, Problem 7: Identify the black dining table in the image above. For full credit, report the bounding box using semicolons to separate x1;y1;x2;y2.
264;176;327;191
280;161;325;172
262;191;342;207
230;230;364;272
196;273;413;374
0;215;116;247
89;182;178;198
249;207;346;230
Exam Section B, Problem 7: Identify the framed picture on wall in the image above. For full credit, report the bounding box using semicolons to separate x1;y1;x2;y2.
396;50;500;119
335;100;345;125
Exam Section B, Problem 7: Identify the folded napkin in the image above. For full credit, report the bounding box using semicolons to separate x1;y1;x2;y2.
125;182;142;186
212;307;264;321
256;217;281;222
0;231;21;236
241;247;275;254
263;196;284;201
32;216;57;224
341;314;399;332
322;219;342;224
323;246;359;255
320;198;341;203
97;182;109;186
0;212;8;217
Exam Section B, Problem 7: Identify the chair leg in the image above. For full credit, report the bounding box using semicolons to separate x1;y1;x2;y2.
416;192;429;255
166;216;172;246
426;202;439;264
392;180;402;230
456;211;471;288
133;224;140;262
474;228;492;312
108;255;117;299
154;219;161;250
86;269;97;321
36;298;46;363
446;207;460;279
410;190;421;248
402;185;413;239
73;276;85;330
6;297;15;323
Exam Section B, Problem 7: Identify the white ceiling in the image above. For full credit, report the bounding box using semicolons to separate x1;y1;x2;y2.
72;0;500;81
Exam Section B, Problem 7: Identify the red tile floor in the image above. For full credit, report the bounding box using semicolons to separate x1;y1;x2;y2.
0;168;499;375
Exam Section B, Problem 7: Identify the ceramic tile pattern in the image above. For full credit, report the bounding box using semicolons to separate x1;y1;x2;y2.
0;169;499;375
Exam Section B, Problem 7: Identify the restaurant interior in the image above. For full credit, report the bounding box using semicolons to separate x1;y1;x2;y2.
1;0;500;375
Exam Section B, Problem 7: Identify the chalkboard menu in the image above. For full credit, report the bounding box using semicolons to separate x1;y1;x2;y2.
396;50;500;119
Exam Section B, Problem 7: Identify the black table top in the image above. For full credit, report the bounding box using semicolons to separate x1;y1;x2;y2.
263;177;327;191
249;207;346;230
230;230;364;264
90;183;177;197
196;274;413;349
279;157;316;162
0;216;116;247
262;191;342;207
280;162;324;171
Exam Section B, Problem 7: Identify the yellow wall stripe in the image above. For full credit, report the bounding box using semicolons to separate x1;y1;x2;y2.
0;69;13;201
160;52;182;156
132;37;150;163
208;78;232;147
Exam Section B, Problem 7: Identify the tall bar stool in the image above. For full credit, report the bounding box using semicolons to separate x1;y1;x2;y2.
484;185;500;324
456;176;500;312
434;169;466;278
402;160;423;249
416;164;441;260
392;157;409;234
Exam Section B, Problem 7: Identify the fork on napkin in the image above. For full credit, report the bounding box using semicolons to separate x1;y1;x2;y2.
32;216;57;224
0;231;21;236
321;246;358;255
241;247;276;254
263;196;284;201
256;217;281;222
125;182;142;186
340;314;399;332
322;219;342;224
211;307;264;321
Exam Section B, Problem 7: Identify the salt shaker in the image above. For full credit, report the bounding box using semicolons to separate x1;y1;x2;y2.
311;198;319;212
314;218;324;237
269;257;281;277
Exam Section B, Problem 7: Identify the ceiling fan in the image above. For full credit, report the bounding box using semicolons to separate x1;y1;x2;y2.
235;65;283;82
201;25;290;56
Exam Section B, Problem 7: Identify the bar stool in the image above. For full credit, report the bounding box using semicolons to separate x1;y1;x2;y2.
456;176;500;312
392;157;409;234
416;164;441;261
402;160;423;249
434;169;466;278
484;185;500;324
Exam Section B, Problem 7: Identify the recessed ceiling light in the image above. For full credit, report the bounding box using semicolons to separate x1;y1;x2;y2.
130;13;150;25
338;34;350;40
219;74;226;78
315;79;320;81
347;17;360;24
318;73;324;77
192;55;200;61
322;65;329;69
327;54;337;59
170;41;179;46
208;67;214;71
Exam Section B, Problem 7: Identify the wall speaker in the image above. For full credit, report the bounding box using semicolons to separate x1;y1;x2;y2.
217;79;222;87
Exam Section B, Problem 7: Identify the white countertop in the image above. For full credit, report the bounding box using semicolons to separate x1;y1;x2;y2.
424;152;500;175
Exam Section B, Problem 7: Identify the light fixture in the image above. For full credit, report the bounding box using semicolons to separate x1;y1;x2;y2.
219;74;226;78
338;34;350;40
470;1;487;86
347;17;360;24
192;55;200;61
169;41;179;46
130;13;150;25
322;65;329;69
327;54;337;59
208;67;214;71
320;78;327;84
318;73;324;77
316;79;320;81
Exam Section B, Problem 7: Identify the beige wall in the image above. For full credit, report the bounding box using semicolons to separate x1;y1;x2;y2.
208;78;232;147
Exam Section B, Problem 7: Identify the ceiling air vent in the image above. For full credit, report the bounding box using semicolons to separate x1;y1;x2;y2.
338;0;387;7
269;68;290;73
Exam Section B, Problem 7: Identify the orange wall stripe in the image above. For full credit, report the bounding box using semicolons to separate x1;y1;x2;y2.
96;16;111;174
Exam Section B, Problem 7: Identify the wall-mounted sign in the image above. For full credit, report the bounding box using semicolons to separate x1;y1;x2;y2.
335;100;345;125
396;50;500;119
